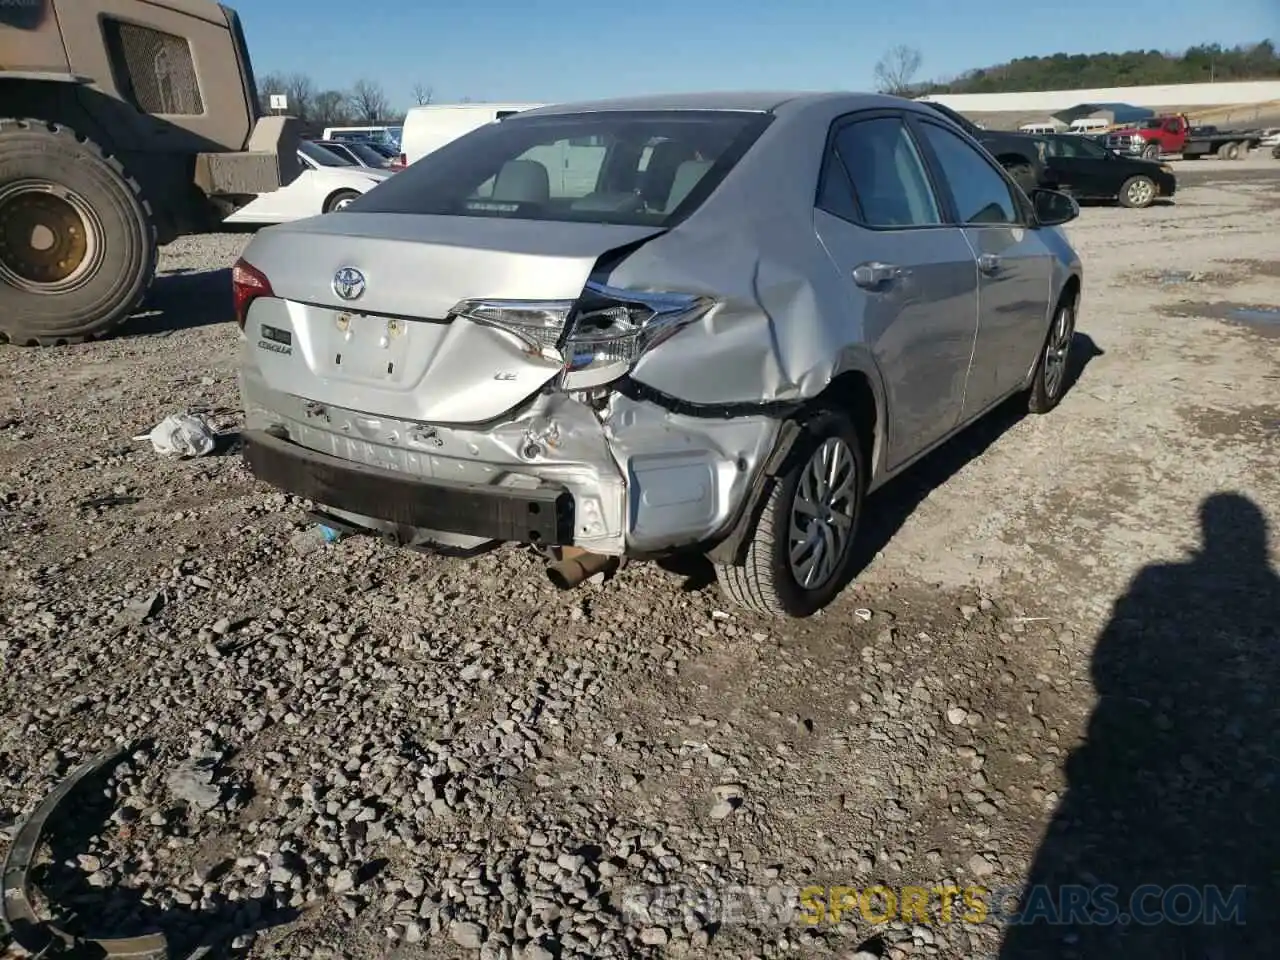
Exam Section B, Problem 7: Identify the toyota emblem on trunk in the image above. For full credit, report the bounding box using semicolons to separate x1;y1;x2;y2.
333;267;366;301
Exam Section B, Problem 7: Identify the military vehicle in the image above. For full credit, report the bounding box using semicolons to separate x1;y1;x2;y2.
0;0;300;345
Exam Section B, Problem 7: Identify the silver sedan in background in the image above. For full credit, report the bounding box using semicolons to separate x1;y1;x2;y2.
233;91;1083;618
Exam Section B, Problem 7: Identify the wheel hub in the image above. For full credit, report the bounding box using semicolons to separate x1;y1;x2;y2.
0;181;101;292
788;436;858;591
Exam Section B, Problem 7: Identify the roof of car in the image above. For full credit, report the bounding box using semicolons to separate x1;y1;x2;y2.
516;91;905;117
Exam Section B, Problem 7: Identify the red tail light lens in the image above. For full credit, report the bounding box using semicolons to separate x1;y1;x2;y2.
231;257;273;330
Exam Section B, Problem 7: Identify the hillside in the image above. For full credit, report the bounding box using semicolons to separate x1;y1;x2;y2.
927;40;1279;94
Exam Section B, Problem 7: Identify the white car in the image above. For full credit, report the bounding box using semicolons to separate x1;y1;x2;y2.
223;141;393;225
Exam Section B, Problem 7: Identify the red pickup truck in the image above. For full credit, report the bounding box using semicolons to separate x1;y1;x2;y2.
1104;114;1264;161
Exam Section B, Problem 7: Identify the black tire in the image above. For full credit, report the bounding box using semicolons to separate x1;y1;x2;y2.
1025;294;1077;415
1217;141;1239;160
1004;161;1037;193
324;189;361;213
0;118;155;346
1118;175;1157;209
716;412;866;618
1142;144;1161;160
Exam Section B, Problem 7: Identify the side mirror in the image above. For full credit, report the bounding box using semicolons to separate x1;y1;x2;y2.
1031;188;1079;227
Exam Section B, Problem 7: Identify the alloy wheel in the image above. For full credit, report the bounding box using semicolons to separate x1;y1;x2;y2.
1043;304;1075;399
1126;178;1155;206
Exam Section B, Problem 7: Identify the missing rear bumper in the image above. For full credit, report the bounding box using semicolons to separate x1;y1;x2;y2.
243;429;576;546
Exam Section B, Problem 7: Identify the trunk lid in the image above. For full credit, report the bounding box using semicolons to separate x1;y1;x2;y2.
241;215;665;424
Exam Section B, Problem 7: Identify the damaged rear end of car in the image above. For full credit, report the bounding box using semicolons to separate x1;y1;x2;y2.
236;105;796;586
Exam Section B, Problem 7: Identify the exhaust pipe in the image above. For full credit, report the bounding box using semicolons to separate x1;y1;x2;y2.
547;547;617;590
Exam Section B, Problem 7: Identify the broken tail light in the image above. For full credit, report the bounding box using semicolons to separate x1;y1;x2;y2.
451;283;715;391
232;257;273;331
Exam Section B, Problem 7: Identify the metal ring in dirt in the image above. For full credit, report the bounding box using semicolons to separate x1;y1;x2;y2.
788;436;858;591
1043;303;1074;400
1126;178;1155;207
0;179;106;294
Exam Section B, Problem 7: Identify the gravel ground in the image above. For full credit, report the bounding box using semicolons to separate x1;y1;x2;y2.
1;157;1278;960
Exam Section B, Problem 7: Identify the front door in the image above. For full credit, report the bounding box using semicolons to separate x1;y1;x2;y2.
911;116;1057;419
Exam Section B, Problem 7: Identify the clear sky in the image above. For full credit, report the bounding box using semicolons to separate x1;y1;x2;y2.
238;0;1278;109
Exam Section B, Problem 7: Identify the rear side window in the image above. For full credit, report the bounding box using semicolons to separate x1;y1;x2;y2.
915;120;1020;225
347;110;772;227
825;117;943;228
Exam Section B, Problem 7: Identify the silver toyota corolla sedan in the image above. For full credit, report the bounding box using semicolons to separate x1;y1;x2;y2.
234;91;1083;618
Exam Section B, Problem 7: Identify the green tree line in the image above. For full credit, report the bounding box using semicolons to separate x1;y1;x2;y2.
924;40;1279;94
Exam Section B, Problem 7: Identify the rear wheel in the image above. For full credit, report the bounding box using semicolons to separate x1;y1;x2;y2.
716;412;865;618
0;119;155;345
1217;141;1239;160
1118;175;1157;208
1025;295;1076;415
324;189;361;213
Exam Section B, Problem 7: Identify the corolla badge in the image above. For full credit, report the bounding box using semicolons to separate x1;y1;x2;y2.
332;266;366;301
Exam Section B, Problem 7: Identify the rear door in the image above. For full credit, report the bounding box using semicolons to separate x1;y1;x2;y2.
813;111;980;468
910;115;1055;419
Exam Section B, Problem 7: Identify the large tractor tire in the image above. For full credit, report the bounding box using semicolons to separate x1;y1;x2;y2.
0;119;156;345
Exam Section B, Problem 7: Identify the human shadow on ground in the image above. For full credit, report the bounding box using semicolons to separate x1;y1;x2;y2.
998;491;1280;959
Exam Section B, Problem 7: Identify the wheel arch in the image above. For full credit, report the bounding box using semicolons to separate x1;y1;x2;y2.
814;361;886;487
703;356;887;567
322;186;362;213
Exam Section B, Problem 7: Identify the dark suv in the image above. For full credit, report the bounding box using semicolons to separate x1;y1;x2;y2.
917;100;1046;192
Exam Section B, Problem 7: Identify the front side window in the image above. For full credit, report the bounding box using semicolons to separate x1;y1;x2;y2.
827;117;943;228
347;110;771;227
1066;136;1107;159
915;120;1020;225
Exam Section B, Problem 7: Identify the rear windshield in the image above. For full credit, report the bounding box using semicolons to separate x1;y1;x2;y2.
346;110;772;227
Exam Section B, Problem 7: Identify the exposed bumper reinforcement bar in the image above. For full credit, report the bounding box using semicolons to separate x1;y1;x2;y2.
241;429;577;546
0;744;198;958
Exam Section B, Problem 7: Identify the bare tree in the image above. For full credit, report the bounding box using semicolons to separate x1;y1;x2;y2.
873;44;924;97
313;89;350;125
411;82;434;106
349;78;390;122
280;72;316;120
256;71;287;113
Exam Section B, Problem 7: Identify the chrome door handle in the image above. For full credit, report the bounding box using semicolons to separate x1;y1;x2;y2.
978;253;1002;275
852;261;901;288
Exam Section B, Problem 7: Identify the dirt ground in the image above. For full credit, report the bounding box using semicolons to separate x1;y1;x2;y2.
1;157;1277;960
